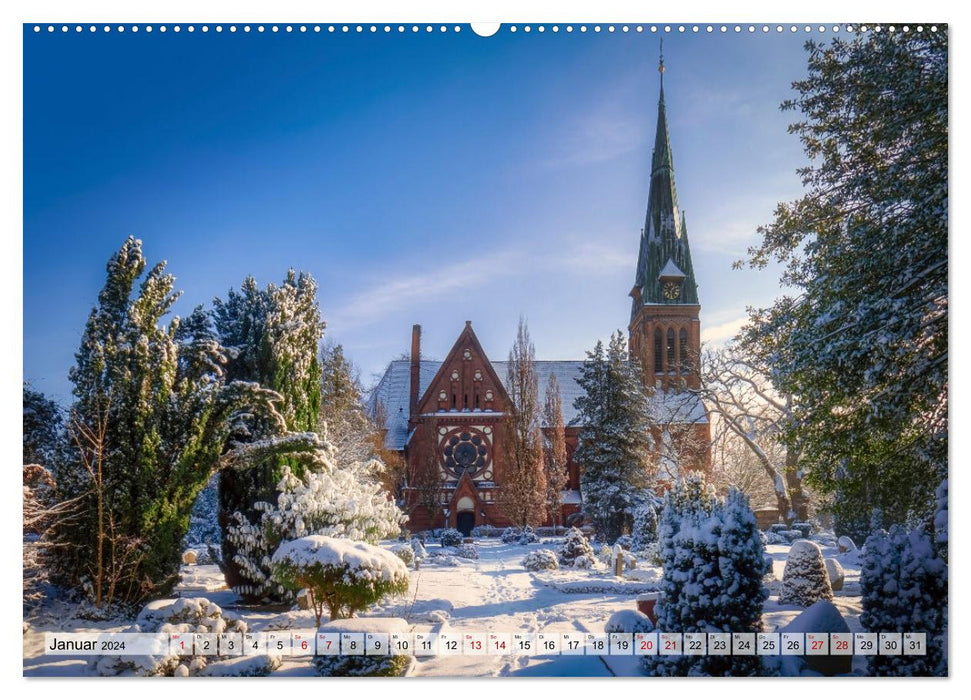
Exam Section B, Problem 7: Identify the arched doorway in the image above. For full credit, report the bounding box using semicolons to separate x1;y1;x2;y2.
455;496;475;536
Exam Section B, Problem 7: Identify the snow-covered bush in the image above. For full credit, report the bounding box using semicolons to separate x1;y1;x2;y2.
521;549;559;571
438;529;464;547
779;540;833;607
428;554;461;567
559;527;594;567
518;525;539;545
225;443;404;600
649;484;767;676
315;618;412;677
790;522;814;539
861;506;947;676
391;544;414;567
270;536;409;626
452;543;479;560
472;525;502;538
765;531;786;545
631;501;659;552
500;527;520;544
614;534;634;550
92;597;275;677
605;609;654;634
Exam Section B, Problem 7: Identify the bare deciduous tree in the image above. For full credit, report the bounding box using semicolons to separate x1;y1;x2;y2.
700;345;810;523
498;318;547;528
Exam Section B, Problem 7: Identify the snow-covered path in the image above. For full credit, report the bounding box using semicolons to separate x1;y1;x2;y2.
23;537;865;677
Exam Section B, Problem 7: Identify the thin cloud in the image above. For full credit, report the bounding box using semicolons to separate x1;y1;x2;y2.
701;315;748;347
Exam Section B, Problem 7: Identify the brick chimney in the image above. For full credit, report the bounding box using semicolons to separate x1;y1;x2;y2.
409;324;421;428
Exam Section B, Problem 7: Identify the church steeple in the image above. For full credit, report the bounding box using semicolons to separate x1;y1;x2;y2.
631;49;699;321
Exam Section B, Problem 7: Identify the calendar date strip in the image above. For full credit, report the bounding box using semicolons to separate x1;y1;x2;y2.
44;631;928;657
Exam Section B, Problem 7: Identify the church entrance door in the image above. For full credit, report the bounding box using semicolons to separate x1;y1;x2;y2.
456;511;475;537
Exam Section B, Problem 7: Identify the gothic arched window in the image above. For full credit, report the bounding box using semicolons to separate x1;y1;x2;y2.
654;328;663;373
667;328;676;371
679;328;688;373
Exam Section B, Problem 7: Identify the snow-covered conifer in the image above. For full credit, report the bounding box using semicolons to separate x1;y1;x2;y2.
574;333;656;541
861;496;947;677
214;270;325;599
649;482;767;676
779;540;833;607
558;527;594;567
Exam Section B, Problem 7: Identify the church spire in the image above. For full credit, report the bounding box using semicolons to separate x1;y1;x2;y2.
631;47;699;319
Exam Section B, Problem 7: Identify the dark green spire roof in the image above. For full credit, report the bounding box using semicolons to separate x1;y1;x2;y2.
631;57;700;320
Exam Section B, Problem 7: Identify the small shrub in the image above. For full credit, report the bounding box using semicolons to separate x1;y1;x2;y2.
779;540;833;607
559;527;595;567
614;534;634;550
517;526;539;545
270;536;409;626
605;609;654;634
501;527;521;543
92;597;257;677
521;549;559;571
790;522;814;539
316;654;410;677
391;544;414;567
439;529;464;547
452;543;479;560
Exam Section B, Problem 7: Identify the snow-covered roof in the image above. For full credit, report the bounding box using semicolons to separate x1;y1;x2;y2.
370;359;708;450
658;258;686;279
368;360;439;451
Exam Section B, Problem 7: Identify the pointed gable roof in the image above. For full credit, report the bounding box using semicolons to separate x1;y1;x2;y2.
416;321;512;415
631;56;700;317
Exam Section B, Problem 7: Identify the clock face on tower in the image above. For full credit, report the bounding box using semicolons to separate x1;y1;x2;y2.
662;281;681;301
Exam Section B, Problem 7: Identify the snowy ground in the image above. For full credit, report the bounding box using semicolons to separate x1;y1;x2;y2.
22;537;865;677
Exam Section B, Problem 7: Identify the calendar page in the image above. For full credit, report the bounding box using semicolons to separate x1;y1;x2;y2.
20;0;948;683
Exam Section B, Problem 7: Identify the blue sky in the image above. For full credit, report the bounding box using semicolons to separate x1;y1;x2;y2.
24;25;812;404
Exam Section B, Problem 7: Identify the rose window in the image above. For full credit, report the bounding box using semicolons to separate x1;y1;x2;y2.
441;427;490;478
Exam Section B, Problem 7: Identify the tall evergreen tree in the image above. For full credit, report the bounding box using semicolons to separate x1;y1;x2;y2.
51;238;308;607
214;270;325;600
498;318;547;528
738;29;947;539
542;373;569;528
573;332;655;541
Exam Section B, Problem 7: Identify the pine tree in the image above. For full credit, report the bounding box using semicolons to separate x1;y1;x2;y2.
542;373;569;528
498;318;547;528
214;270;325;600
738;28;947;536
50;238;311;607
573;332;655;541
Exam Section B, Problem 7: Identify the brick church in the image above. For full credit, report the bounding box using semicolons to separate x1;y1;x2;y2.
370;62;711;535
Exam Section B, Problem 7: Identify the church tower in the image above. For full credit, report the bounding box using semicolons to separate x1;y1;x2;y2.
629;51;702;391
